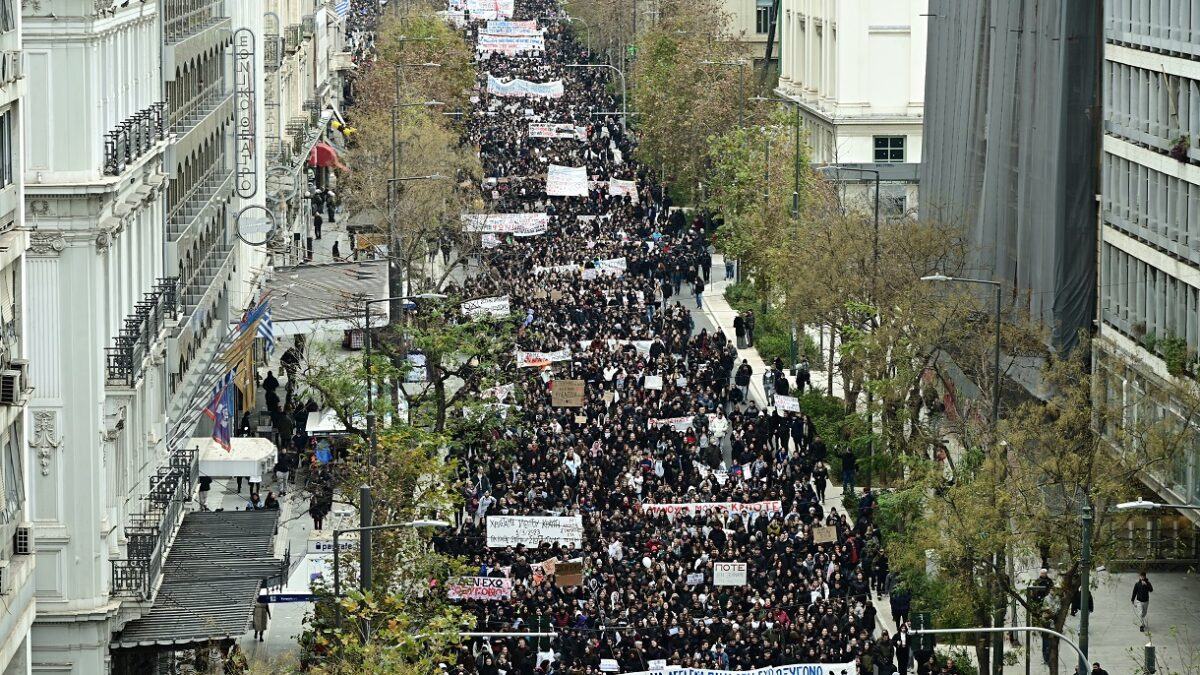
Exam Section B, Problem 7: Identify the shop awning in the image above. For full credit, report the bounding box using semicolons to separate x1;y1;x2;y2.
264;260;389;336
111;511;283;649
191;437;278;479
308;141;347;170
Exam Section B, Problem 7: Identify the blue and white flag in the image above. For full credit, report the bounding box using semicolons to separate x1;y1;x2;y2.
240;300;276;354
335;0;349;17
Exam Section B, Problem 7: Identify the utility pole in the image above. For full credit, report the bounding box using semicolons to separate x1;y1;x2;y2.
1078;499;1093;675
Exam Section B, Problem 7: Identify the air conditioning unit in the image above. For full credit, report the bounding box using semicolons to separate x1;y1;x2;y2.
14;522;32;555
0;369;20;405
8;358;27;388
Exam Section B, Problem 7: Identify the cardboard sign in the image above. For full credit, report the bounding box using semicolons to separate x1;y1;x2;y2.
552;380;586;408
602;391;615;403
546;164;589;197
447;576;513;601
574;415;588;424
775;394;800;413
648;660;667;672
555;561;584;586
600;660;619;672
644;375;663;390
813;526;838;544
713;562;748;586
686;572;704;586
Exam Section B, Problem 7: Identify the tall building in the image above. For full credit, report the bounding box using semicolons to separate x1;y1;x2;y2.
0;2;33;673
723;0;779;75
775;0;926;216
919;0;1101;350
1095;0;1200;519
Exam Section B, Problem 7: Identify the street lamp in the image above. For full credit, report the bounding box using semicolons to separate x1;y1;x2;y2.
699;59;748;127
359;293;448;596
922;273;1004;674
1116;499;1200;511
749;95;802;217
564;64;627;130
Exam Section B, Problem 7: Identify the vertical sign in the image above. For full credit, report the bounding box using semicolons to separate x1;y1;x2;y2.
233;28;257;199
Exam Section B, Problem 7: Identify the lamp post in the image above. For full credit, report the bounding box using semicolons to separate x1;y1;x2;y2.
359;294;448;596
921;273;1004;674
384;173;450;310
564;64;627;130
910;627;1088;675
700;59;748;127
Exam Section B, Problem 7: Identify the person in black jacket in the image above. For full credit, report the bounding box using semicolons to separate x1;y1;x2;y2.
1131;572;1153;631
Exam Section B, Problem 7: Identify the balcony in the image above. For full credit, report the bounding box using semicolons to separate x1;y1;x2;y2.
181;241;234;313
163;0;227;45
105;278;179;388
284;24;301;53
166;162;233;243
103;103;166;177
264;34;282;71
111;446;198;600
168;76;232;137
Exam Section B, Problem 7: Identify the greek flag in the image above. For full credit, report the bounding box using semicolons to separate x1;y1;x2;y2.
240;300;276;354
335;0;349;17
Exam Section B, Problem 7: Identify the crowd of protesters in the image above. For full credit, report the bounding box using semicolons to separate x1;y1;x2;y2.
416;3;944;675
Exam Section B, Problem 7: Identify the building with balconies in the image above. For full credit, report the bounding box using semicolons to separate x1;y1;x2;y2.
0;2;33;674
20;0;272;672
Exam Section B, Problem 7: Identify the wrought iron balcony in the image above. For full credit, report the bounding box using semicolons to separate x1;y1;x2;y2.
284;24;301;53
168;75;230;136
103;103;166;177
163;0;227;45
264;34;282;71
111;446;198;600
105;278;180;387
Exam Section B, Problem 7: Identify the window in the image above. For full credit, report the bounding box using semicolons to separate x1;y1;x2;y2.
874;135;905;163
755;0;772;34
0;110;12;190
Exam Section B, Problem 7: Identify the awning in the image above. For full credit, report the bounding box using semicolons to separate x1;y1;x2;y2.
111;511;283;649
264;260;389;336
308;142;347;170
191;436;278;478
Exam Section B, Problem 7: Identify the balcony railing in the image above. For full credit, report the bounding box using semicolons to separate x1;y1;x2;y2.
181;242;234;312
103;103;166;177
264;34;282;71
105;278;179;387
163;0;227;45
167;161;231;240
111;446;198;600
284;24;301;53
168;76;229;135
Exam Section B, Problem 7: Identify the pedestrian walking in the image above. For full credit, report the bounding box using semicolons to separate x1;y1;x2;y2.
313;211;323;240
796;356;811;393
763;369;775;406
745;309;757;346
332;240;342;261
724;257;735;280
734;313;747;348
274;452;290;496
693;276;705;308
252;595;271;641
1131;571;1153;631
1091;663;1109;675
197;475;212;511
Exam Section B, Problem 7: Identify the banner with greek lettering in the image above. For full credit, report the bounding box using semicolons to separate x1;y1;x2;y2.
529;123;588;140
640;501;784;518
546;164;589;197
713;562;748;586
775;394;800;413
648;414;716;431
447;576;513;601
535;264;580;275
595;257;627;275
449;0;515;20
609;179;639;201
485;20;541;34
487;515;584;547
487;73;564;98
516;348;573;368
621;664;856;675
577;339;653;354
462;213;549;236
462;295;511;318
478;33;545;54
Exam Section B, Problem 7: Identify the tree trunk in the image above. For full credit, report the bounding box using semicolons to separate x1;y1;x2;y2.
432;356;447;433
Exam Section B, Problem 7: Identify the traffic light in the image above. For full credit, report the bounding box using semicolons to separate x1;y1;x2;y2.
912;612;935;653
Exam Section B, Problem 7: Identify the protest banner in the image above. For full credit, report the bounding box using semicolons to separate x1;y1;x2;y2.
546;164;589;197
643;375;663;390
529;122;588;140
647;660;667;672
487;73;564;98
485;19;541;34
648;414;716;431
812;526;838;544
462;295;511;318
535;264;580;275
609;178;638;201
516;349;572;367
620;662;857;675
481;383;515;402
447;576;513;601
685;572;704;586
486;515;584;548
555;560;584;586
551;379;586;407
477;33;545;54
640;501;784;518
600;660;619;673
595;257;627;275
775;394;800;413
713;562;747;586
462;212;549;236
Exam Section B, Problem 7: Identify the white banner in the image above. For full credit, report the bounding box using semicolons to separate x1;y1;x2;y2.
485;19;541;34
481;383;515;402
685;572;704;586
546;164;589;197
487;515;584;548
621;664;857;675
535;264;580;275
595;257;627;275
648;414;717;431
447;576;513;601
775;394;800;412
529;122;588;141
478;33;545;54
516;348;573;368
462;295;511;318
644;375;663;390
449;0;515;20
609;178;639;201
577;339;653;354
487;73;564;98
482;233;501;248
462;213;549;236
640;501;784;518
714;562;748;586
